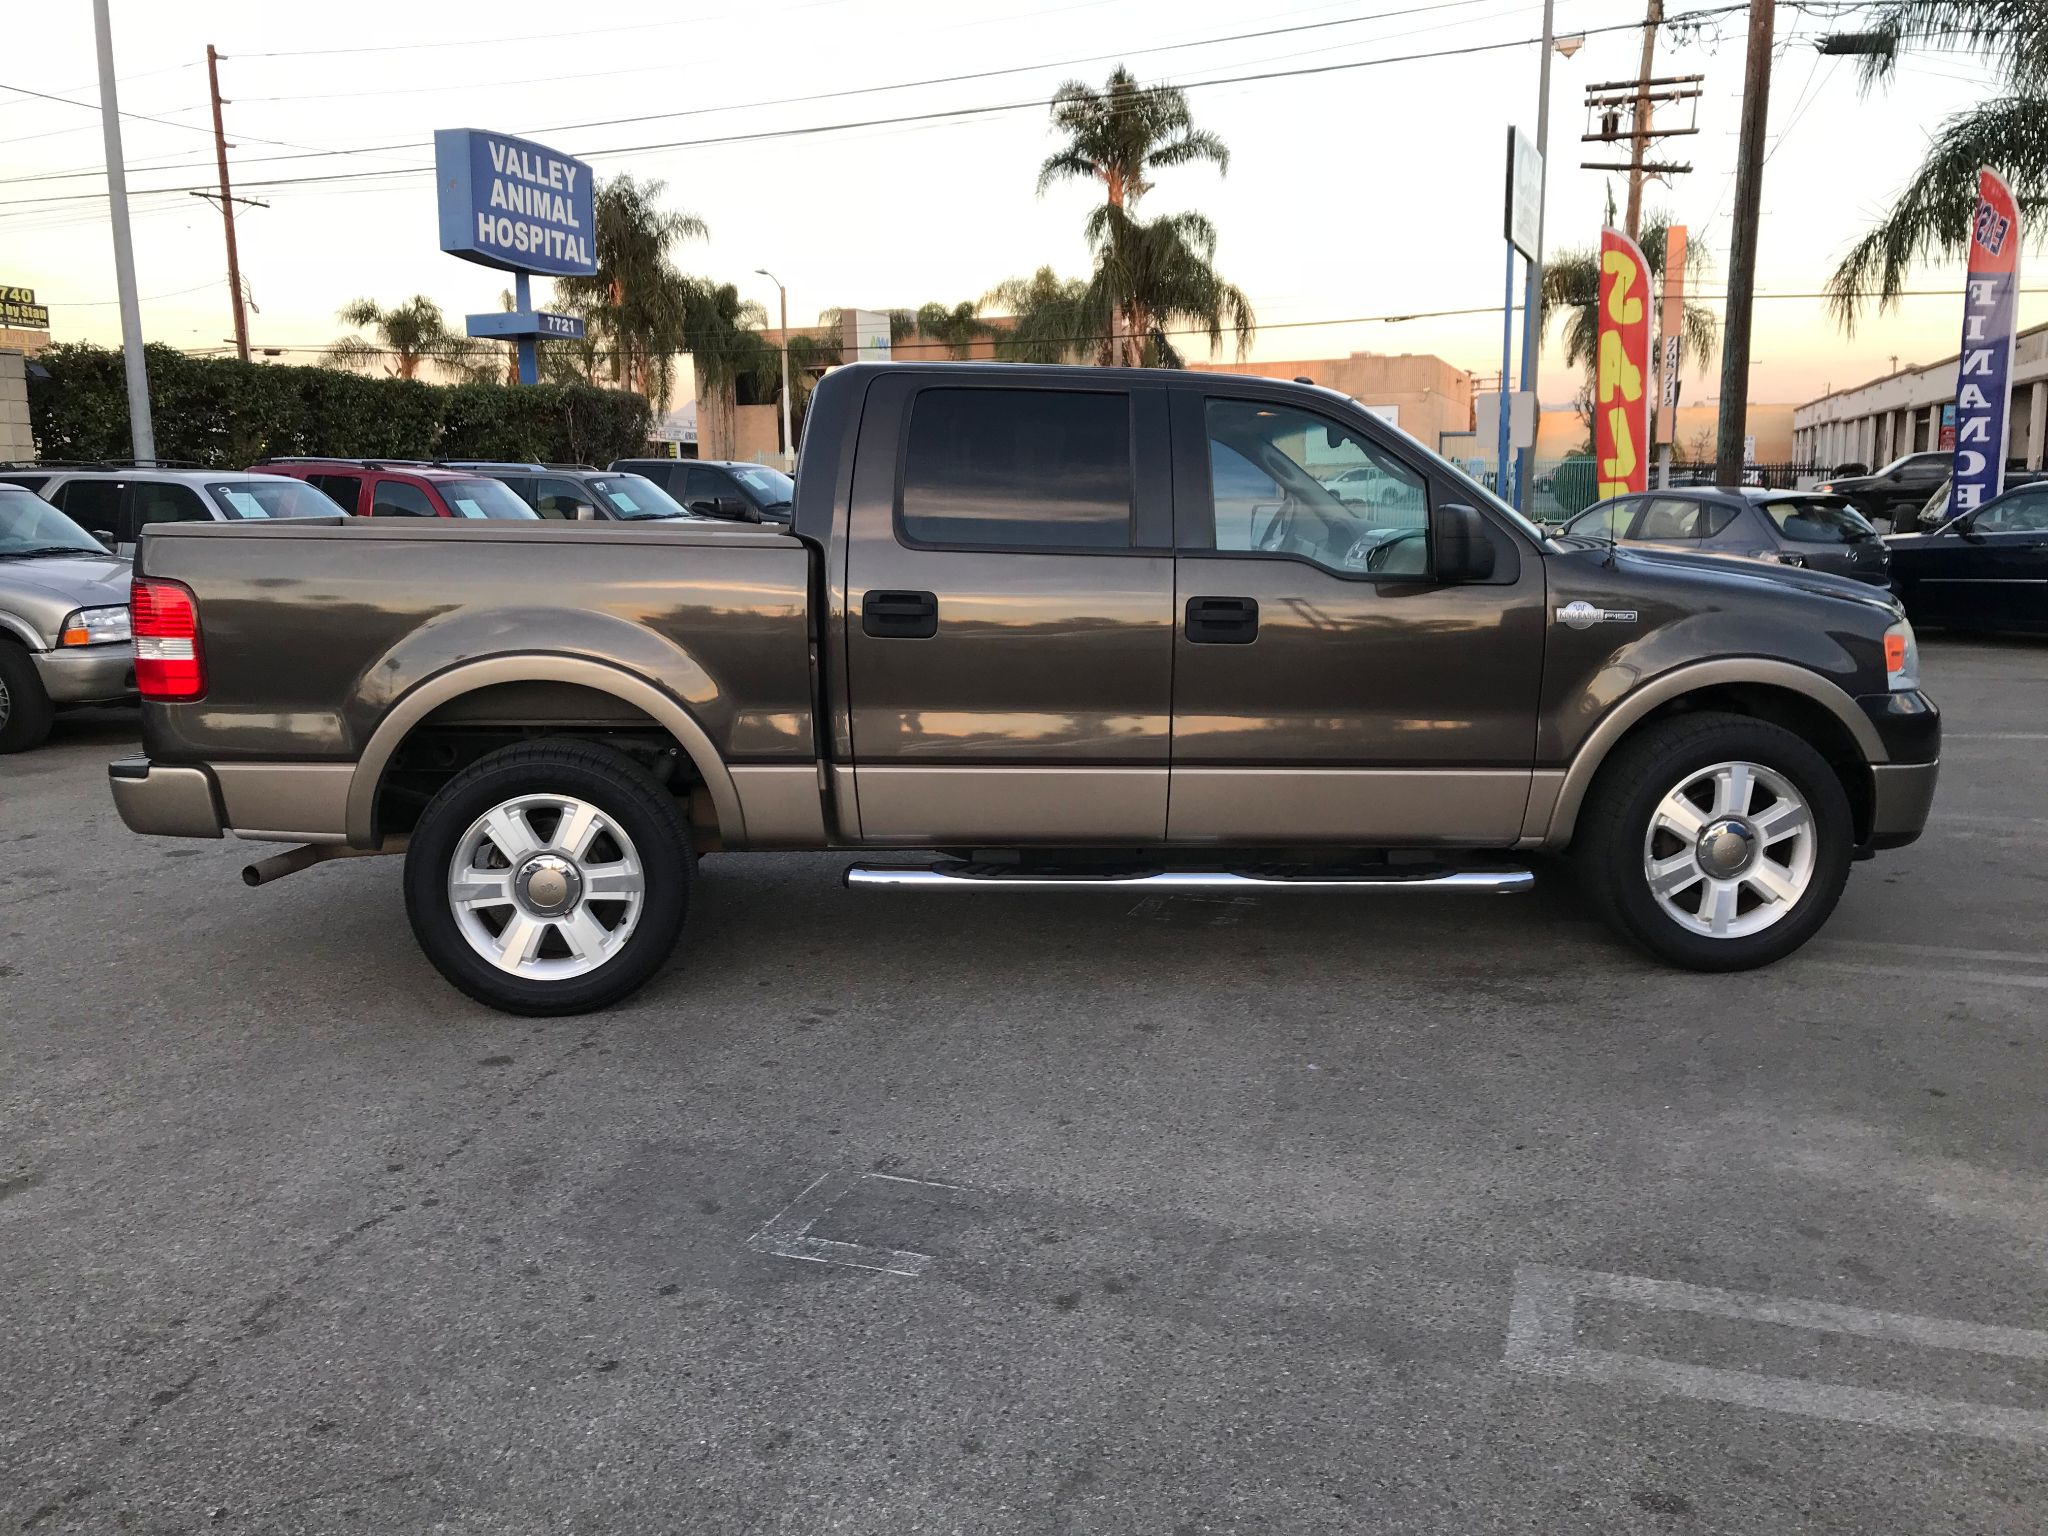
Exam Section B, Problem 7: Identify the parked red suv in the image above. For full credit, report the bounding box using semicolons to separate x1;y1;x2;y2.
252;459;538;520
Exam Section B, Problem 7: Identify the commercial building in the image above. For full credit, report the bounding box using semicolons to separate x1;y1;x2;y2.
1190;351;1475;452
1793;321;2048;471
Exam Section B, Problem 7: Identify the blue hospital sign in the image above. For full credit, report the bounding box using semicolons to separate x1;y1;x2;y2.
434;128;596;278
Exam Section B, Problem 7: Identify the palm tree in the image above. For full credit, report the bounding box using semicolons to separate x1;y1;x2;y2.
324;295;483;381
553;175;707;404
983;268;1103;364
1034;66;1251;367
682;281;777;460
911;300;993;358
1541;212;1717;442
1827;1;2047;326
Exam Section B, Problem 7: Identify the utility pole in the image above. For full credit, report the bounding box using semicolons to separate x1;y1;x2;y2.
206;45;250;364
756;268;794;460
92;0;154;464
1715;0;1775;487
1624;0;1663;240
1512;0;1556;514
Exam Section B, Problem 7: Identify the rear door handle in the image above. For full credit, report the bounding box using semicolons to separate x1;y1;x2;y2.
862;589;938;639
1185;595;1258;644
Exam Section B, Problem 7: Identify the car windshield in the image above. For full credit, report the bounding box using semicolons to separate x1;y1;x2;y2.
0;491;105;556
588;474;691;520
204;478;346;519
728;465;794;507
440;478;540;520
1762;497;1877;543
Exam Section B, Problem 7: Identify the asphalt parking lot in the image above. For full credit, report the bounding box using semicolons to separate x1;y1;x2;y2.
4;635;2047;1535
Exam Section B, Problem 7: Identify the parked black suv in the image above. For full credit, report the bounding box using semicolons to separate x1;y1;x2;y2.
442;463;695;521
609;459;793;525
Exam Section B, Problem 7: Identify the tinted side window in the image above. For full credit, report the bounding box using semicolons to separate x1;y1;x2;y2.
1569;499;1636;541
1700;500;1742;536
533;476;592;520
132;482;211;527
309;474;362;513
54;479;122;535
371;480;437;517
1629;498;1702;540
901;388;1131;550
1975;488;2048;533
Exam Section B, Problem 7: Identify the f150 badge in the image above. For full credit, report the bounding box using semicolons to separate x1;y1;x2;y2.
1555;600;1639;630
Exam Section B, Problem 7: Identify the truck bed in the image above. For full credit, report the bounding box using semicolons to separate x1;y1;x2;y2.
133;519;816;772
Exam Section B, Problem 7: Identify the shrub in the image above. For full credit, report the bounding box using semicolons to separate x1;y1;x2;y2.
26;345;651;468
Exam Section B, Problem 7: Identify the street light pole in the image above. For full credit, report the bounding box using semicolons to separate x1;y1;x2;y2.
756;268;793;461
93;0;155;464
1513;0;1557;512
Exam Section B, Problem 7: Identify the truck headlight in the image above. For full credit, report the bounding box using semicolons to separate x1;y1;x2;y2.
59;605;132;647
1884;619;1920;692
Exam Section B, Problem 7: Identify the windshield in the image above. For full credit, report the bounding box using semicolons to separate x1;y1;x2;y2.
0;491;105;556
728;465;794;506
588;474;690;520
1762;497;1877;543
204;478;346;519
440;478;541;520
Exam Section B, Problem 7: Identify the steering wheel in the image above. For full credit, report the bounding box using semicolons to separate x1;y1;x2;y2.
1364;528;1427;573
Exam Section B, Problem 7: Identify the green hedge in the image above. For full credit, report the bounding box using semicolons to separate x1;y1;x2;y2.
26;344;652;468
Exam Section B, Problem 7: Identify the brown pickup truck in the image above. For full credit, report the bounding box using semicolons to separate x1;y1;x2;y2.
108;363;1939;1014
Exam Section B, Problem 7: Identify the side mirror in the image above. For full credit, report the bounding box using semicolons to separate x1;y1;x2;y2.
1434;503;1495;582
95;530;118;552
574;502;597;521
689;495;747;520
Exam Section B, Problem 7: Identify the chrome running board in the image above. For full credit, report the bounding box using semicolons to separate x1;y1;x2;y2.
844;863;1535;893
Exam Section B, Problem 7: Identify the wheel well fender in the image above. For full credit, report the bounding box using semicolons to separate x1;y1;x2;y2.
345;656;744;848
1541;661;1883;847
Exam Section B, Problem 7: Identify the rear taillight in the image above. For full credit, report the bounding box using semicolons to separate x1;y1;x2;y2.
130;577;205;701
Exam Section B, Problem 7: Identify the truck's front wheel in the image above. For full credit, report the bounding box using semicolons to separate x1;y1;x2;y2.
1575;712;1852;971
403;741;692;1015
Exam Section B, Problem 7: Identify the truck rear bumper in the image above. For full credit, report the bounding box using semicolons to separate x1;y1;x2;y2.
108;756;224;839
1867;760;1939;851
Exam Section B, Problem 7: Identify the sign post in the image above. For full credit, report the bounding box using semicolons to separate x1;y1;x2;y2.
1654;224;1686;488
1946;168;2021;520
1501;127;1543;506
434;128;597;385
1595;227;1651;499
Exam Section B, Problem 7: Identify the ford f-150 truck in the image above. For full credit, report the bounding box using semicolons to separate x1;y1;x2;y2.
107;363;1940;1015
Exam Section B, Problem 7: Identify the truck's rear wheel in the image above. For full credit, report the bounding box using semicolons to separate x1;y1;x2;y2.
403;740;691;1015
1575;712;1852;971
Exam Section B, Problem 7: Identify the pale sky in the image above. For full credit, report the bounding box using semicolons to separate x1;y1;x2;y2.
3;0;2034;412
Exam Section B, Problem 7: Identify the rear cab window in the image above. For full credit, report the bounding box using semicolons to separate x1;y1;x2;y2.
899;387;1132;550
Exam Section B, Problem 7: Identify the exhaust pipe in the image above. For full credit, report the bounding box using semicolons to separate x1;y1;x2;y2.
241;837;407;888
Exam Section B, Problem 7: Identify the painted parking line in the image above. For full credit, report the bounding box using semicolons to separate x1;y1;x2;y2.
1804;961;2048;992
1943;733;2048;742
744;1170;964;1278
1504;1264;2048;1447
1811;938;2048;969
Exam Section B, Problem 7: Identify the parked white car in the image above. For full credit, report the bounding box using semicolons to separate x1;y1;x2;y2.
0;466;345;556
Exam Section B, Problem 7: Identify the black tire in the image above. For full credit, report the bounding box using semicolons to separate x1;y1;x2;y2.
0;642;55;754
1574;711;1853;972
403;739;692;1016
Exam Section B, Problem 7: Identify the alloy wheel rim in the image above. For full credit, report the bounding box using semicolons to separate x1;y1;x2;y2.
0;675;10;729
447;793;645;980
1641;759;1816;939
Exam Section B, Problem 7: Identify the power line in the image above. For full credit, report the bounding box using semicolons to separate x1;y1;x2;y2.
0;3;1752;215
161;285;2048;364
4;0;1530;190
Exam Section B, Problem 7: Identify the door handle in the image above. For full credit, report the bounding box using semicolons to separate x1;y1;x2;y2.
1185;595;1258;644
862;589;938;639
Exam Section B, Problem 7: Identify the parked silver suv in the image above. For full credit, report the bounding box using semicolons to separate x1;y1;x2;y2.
0;466;344;556
0;487;134;752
